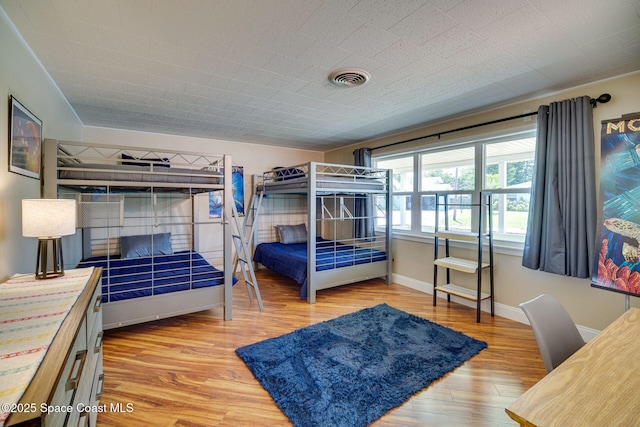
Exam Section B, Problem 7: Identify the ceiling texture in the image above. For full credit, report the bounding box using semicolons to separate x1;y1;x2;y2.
2;0;639;152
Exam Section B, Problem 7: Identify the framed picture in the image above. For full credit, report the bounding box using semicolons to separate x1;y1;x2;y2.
9;96;42;179
209;166;244;218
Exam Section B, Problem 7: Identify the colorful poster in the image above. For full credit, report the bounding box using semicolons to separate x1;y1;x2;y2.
209;166;244;218
592;115;640;297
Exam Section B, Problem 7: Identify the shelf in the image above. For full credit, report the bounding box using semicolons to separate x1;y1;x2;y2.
432;191;494;322
434;230;478;241
434;284;491;302
433;256;490;274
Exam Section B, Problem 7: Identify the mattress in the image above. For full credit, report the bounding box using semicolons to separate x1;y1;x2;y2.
253;239;387;299
77;250;234;303
58;163;222;185
259;176;385;193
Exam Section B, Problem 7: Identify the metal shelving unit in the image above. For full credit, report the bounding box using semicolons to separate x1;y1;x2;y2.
433;192;494;322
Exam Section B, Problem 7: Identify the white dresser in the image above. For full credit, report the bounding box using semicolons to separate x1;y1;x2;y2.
2;267;103;427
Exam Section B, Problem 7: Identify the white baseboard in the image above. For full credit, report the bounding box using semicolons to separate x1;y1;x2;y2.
392;273;599;342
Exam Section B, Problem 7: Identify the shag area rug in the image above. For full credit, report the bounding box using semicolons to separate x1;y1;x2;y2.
235;303;487;427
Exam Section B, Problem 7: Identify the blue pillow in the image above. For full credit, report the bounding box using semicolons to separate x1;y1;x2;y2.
276;224;307;244
121;233;173;258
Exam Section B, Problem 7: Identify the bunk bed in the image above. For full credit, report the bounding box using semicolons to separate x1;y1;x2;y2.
43;139;235;328
252;162;392;303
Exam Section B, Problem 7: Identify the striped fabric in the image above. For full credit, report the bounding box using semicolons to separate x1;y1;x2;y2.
0;267;94;426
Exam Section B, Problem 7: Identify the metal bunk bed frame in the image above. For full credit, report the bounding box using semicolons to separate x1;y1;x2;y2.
253;162;393;303
42;139;234;327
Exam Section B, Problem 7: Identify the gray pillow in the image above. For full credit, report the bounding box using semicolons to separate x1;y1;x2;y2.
276;224;307;244
121;233;173;258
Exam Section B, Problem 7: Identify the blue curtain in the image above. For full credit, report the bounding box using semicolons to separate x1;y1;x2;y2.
522;96;597;278
354;148;374;240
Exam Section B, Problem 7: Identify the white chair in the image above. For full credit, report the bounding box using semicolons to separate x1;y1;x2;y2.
520;294;585;373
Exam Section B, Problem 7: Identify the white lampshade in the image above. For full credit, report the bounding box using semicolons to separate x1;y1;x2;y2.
22;199;77;238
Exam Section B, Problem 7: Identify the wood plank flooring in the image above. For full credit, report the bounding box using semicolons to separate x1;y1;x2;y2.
97;270;545;426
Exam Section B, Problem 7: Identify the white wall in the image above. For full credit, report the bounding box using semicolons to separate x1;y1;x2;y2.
326;72;640;331
0;11;83;280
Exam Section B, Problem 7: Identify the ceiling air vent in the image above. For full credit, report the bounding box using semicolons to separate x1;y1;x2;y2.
328;68;371;88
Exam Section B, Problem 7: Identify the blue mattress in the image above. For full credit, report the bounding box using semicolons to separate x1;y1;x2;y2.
253;239;387;299
77;250;235;303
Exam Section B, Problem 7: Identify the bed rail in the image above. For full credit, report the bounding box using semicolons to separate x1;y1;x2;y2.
260;162;389;195
42;139;236;322
252;162;393;303
44;139;227;193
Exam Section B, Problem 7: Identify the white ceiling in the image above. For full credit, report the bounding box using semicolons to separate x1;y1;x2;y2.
2;0;639;152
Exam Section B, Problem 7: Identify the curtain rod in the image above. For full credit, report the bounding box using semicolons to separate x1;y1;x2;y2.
368;93;611;153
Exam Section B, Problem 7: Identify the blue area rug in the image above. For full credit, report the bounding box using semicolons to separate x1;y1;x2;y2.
235;303;487;427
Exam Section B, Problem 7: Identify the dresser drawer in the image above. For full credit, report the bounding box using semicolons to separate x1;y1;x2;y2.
89;353;104;427
76;278;103;427
70;355;93;427
86;302;103;369
71;282;103;427
86;284;102;340
44;319;87;427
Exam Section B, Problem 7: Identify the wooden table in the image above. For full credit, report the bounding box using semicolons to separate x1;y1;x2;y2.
506;307;640;426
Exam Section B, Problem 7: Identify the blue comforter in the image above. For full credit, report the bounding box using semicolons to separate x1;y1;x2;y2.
77;250;235;303
253;239;386;299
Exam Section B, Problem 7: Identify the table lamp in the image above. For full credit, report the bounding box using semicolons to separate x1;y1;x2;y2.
22;199;76;279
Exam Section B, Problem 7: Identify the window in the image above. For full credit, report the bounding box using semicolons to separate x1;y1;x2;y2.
376;156;413;231
484;137;535;241
373;131;535;245
420;146;475;233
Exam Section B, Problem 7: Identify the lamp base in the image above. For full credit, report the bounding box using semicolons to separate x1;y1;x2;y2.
36;237;65;280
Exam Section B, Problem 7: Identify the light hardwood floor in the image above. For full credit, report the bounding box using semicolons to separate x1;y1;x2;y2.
97;270;545;426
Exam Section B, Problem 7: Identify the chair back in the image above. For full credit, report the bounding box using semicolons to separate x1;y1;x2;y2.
520;294;585;373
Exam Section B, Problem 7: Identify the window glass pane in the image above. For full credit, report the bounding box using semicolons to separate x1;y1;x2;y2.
420;195;436;232
484;137;535;190
374;195;387;229
422;194;475;233
392;195;411;230
491;192;530;238
444;194;474;232
376;156;413;192
421;147;475;191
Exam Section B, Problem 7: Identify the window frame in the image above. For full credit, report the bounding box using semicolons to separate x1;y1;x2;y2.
373;128;536;248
